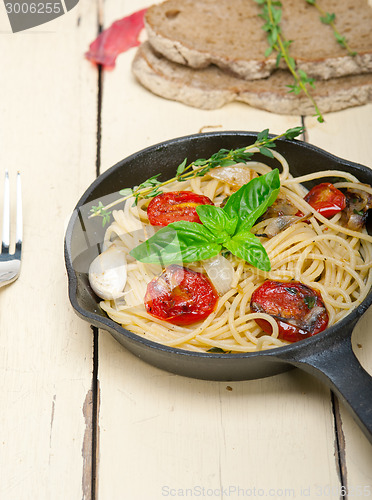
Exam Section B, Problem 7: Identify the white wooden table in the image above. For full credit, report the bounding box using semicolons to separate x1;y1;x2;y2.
1;1;372;499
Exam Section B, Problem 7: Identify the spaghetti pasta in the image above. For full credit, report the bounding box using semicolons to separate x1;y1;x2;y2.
96;150;372;353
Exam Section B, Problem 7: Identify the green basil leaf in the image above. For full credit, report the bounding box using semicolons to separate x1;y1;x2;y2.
196;205;238;243
224;232;271;271
130;221;221;264
223;169;280;232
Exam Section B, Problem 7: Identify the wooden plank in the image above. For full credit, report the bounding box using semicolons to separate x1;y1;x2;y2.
0;1;98;498
304;108;372;492
97;1;342;498
98;334;341;499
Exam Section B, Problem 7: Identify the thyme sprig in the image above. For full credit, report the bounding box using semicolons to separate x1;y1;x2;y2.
89;201;112;226
89;126;304;225
305;0;357;57
255;0;324;123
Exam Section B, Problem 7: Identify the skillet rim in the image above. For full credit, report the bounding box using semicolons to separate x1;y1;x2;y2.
64;130;372;361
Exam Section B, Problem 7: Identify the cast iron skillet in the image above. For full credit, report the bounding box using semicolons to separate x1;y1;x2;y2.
64;132;372;443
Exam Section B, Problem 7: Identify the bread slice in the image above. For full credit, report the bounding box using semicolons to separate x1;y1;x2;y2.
145;0;372;81
132;42;372;115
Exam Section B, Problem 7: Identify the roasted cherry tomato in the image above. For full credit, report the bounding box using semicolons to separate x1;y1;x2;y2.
144;265;218;325
147;191;214;226
304;182;346;218
250;280;329;342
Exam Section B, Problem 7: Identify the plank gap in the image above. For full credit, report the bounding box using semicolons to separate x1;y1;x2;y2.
301;116;308;142
95;9;104;178
91;327;100;500
91;14;103;496
331;391;348;499
96;64;103;178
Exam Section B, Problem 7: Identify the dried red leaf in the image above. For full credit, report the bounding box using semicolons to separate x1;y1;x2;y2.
85;8;147;69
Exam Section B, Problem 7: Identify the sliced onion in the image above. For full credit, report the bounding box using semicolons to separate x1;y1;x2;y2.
341;187;372;230
208;164;258;189
264;194;298;218
89;243;127;300
265;214;309;238
287;306;325;330
203;254;234;296
346;213;365;231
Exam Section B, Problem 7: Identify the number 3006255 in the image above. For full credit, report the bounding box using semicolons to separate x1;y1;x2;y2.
5;3;62;14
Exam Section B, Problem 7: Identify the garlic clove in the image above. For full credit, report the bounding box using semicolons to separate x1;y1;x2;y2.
89;243;127;300
208;165;258;189
203;254;234;296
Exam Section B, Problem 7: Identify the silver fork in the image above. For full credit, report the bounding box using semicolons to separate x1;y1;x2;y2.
0;171;22;287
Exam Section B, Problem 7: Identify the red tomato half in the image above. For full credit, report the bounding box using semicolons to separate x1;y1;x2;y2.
144;265;218;325
304;183;346;218
147;191;214;226
250;280;329;342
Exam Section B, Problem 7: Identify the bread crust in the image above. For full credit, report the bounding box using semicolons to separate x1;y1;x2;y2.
145;0;372;81
145;23;276;80
132;42;372;115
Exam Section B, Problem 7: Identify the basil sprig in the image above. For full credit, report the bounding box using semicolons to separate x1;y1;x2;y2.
130;169;280;271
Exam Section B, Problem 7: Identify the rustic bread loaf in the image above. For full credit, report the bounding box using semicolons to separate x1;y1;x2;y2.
145;0;372;81
132;42;372;115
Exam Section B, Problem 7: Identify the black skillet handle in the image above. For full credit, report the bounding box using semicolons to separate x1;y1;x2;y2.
284;325;372;444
